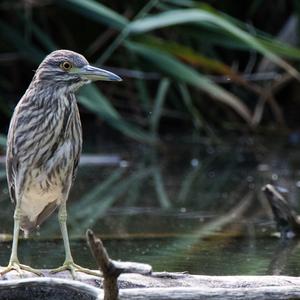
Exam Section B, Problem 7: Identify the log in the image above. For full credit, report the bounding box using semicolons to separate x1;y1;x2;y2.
1;274;300;299
0;277;101;300
119;286;300;300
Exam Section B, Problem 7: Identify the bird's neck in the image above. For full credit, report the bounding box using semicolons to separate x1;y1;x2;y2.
26;80;77;110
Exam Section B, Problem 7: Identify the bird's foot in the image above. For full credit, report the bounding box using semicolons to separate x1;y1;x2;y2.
0;260;43;277
50;260;101;279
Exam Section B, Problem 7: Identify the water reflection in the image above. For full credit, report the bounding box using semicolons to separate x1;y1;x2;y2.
0;138;300;275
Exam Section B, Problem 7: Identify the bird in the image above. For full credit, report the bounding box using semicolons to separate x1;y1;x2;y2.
1;49;122;278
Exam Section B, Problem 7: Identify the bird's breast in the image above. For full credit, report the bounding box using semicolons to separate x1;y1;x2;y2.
20;179;62;223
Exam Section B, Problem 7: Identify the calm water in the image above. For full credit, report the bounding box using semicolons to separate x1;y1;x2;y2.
1;137;300;276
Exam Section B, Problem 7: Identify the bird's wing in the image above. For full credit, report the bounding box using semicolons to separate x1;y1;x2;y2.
71;102;82;182
72;153;80;182
6;149;18;206
6;107;20;206
35;200;58;229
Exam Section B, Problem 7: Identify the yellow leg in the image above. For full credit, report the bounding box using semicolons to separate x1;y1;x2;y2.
50;203;100;279
0;208;42;277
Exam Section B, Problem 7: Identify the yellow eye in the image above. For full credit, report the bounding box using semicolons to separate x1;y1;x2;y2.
60;61;72;71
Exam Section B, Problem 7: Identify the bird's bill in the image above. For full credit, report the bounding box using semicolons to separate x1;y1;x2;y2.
76;65;122;81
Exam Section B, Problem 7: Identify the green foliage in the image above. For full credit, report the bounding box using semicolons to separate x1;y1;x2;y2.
1;1;300;140
78;85;156;143
61;0;128;29
126;41;253;124
127;8;300;78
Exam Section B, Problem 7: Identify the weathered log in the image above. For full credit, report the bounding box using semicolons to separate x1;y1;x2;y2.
118;286;300;300
1;275;300;299
0;277;100;300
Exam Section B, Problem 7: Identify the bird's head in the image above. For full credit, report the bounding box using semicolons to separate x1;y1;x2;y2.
33;49;122;92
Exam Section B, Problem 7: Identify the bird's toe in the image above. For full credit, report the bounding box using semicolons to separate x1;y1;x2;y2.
0;261;42;277
51;261;101;279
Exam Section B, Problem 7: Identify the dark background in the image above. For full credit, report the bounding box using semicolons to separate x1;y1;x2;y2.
1;0;300;150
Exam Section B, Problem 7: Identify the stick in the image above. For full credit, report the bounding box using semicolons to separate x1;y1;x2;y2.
86;229;120;300
262;184;300;238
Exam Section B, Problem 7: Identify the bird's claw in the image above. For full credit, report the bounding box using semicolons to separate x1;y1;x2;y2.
0;261;43;277
50;261;101;279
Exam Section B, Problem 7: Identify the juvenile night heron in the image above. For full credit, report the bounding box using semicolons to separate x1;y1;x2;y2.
1;50;121;277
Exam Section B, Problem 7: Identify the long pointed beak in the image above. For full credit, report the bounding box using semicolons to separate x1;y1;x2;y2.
78;65;122;82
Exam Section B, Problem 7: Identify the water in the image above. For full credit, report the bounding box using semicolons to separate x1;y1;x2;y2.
1;136;300;276
2;227;300;276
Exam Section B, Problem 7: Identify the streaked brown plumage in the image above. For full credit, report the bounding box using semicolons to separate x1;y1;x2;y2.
2;50;121;278
7;51;85;232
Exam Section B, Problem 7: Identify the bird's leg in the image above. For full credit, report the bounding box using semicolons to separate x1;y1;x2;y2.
0;207;42;276
51;203;100;278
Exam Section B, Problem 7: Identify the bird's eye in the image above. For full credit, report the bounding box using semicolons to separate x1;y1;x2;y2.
60;61;72;71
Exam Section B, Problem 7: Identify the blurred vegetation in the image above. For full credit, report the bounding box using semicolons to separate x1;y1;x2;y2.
1;0;300;147
3;0;300;276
